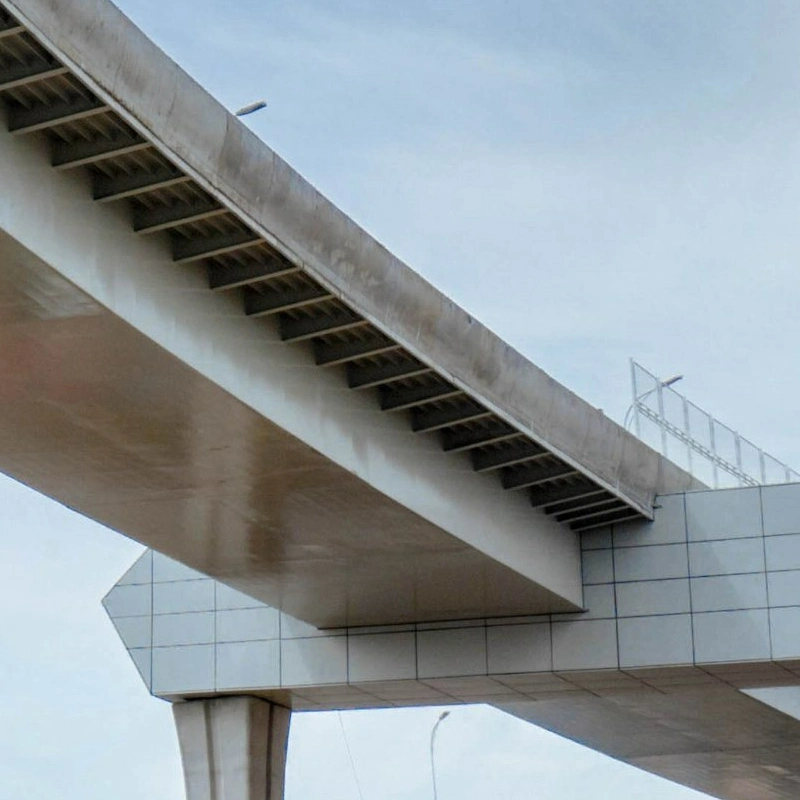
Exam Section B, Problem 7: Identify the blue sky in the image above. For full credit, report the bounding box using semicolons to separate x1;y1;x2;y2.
6;1;800;797
116;0;800;465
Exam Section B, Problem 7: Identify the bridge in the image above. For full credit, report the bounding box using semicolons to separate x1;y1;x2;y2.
2;2;800;799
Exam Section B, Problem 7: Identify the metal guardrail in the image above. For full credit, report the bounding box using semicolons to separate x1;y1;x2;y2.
628;360;800;489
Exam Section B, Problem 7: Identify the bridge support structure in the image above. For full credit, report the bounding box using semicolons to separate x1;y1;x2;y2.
173;696;291;800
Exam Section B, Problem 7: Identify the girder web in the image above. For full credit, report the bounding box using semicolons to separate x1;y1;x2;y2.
0;4;647;530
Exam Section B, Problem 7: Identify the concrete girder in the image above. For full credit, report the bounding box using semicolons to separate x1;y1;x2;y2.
313;333;400;366
173;228;263;264
92;163;191;201
411;400;493;433
346;358;432;390
0;58;66;91
554;498;626;523
0;216;579;625
51;129;149;170
243;284;333;317
543;490;612;515
0;18;22;39
208;256;300;291
571;507;641;531
0;0;701;523
7;93;108;134
379;380;464;412
471;439;546;472
0;0;709;620
1;111;584;623
529;480;602;508
133;197;226;235
278;309;367;342
441;422;519;452
501;461;580;491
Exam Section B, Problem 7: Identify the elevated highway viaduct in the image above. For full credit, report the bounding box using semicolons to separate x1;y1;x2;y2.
2;2;800;799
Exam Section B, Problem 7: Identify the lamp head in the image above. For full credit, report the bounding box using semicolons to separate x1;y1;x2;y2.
235;100;267;117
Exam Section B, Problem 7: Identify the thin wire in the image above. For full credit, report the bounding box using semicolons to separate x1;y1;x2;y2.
337;711;366;800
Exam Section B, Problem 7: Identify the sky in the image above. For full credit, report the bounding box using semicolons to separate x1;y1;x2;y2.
114;0;800;466
5;0;800;798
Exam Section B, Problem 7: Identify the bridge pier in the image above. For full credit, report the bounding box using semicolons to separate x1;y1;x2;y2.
173;697;291;800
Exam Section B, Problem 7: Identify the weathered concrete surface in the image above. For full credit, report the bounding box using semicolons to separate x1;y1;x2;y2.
3;0;699;517
0;102;583;624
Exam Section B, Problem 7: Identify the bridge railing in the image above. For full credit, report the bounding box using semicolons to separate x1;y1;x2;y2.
629;360;800;489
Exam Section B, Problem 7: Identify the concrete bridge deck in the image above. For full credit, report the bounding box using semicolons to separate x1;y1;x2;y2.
1;2;791;799
0;0;696;628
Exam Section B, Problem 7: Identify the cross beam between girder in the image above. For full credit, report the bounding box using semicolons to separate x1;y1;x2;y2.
502;462;579;491
0;59;67;91
51;131;149;169
93;165;191;201
8;95;108;134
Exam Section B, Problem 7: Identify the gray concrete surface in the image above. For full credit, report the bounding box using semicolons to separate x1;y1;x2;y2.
174;697;290;800
0;116;583;623
3;0;698;517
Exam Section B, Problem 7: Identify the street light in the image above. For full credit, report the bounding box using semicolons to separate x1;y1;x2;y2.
623;373;683;431
429;710;450;800
235;100;267;117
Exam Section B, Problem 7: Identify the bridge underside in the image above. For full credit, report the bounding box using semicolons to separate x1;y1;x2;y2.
106;483;800;800
0;223;577;626
3;2;780;799
0;0;704;629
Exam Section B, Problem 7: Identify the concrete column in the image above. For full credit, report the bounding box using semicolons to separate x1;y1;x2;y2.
173;697;291;800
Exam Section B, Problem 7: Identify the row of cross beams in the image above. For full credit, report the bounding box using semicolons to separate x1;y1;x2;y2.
0;7;643;531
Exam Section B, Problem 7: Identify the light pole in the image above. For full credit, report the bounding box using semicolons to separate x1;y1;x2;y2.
429;710;450;800
623;373;683;432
